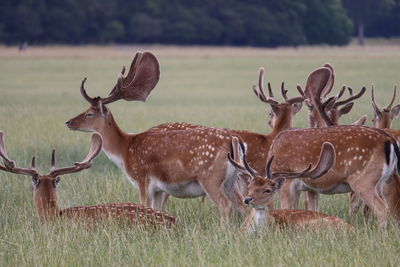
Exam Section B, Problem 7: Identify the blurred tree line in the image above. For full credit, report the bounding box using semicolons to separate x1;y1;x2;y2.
0;0;398;46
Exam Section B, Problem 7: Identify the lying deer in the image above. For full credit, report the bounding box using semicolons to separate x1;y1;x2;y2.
349;86;400;219
0;131;175;227
280;64;367;212
226;137;351;232
66;51;256;223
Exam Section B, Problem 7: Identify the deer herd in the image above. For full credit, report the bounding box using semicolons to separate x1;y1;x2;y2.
2;51;400;232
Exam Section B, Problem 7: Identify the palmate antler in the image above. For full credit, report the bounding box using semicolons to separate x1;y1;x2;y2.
80;51;160;106
266;142;336;181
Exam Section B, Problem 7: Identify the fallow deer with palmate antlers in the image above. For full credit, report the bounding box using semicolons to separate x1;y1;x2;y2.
0;132;175;227
349;86;400;220
66;51;256;223
150;67;305;208
225;137;351;232
280;64;367;212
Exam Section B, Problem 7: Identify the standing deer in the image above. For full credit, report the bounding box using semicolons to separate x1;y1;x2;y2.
226;137;351;232
265;68;400;227
349;86;400;219
149;67;305;208
0;132;175;227
280;64;367;212
65;51;261;223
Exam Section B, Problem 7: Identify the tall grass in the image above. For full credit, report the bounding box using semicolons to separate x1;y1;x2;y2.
1;45;400;266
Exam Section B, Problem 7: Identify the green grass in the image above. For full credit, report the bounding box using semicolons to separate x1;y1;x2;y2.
1;45;400;266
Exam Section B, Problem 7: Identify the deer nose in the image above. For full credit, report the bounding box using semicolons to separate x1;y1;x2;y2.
65;120;71;126
244;197;253;205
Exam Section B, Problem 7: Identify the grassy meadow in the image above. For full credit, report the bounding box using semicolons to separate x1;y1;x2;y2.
1;44;400;266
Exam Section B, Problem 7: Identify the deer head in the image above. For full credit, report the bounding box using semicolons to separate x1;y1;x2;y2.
298;64;366;127
0;132;102;221
252;68;304;130
227;137;335;211
66;51;160;132
372;85;400;129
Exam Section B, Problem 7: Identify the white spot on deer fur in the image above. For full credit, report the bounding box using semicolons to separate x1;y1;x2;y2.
348;161;352;166
199;161;204;165
358;156;363;160
338;151;342;156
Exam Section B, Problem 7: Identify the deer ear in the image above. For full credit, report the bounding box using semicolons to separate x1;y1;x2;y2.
391;104;400;120
98;101;107;117
292;102;302;115
238;173;253;186
272;178;284;190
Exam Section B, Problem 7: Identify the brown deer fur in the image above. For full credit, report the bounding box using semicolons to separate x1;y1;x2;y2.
0;132;175;227
226;137;350;232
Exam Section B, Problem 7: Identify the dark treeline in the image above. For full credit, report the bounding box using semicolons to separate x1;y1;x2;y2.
0;0;398;47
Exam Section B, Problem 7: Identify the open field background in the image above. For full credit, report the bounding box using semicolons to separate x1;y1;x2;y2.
1;44;400;266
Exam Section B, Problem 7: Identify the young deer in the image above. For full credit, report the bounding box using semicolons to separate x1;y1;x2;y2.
0;132;175;227
349;86;400;219
280;64;367;212
226;137;350;232
65;51;257;223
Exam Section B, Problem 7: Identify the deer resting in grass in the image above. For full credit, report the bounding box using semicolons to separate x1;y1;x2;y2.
0;131;175;227
225;137;351;232
65;51;257;223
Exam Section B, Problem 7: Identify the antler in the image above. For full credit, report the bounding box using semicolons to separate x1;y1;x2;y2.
266;142;335;180
227;137;257;177
334;86;366;108
252;68;279;106
79;51;160;106
385;86;397;110
305;67;335;126
252;67;304;106
0;131;38;176
49;133;102;176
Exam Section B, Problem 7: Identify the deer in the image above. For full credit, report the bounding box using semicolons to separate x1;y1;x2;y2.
262;67;400;227
349;86;400;219
148;67;305;208
0;131;176;227
280;64;367;212
225;137;351;232
65;51;266;223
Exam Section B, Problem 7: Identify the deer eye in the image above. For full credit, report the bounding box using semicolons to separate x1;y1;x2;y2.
85;113;93;118
263;189;272;195
53;177;61;187
32;175;40;187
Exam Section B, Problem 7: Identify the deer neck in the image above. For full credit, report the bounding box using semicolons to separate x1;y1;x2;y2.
34;191;59;222
95;113;129;164
270;114;293;136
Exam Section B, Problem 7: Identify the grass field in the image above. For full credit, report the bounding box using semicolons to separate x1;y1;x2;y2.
1;44;400;266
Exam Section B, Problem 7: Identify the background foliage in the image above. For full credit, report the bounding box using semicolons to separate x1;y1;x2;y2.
0;0;356;46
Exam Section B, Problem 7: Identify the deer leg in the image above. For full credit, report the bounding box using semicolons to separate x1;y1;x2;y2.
348;192;363;218
304;191;319;211
279;180;294;209
152;191;165;210
138;182;149;206
199;179;232;225
351;184;388;227
159;192;170;210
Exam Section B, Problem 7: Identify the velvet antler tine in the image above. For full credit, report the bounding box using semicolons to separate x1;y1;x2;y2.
385;86;397;110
